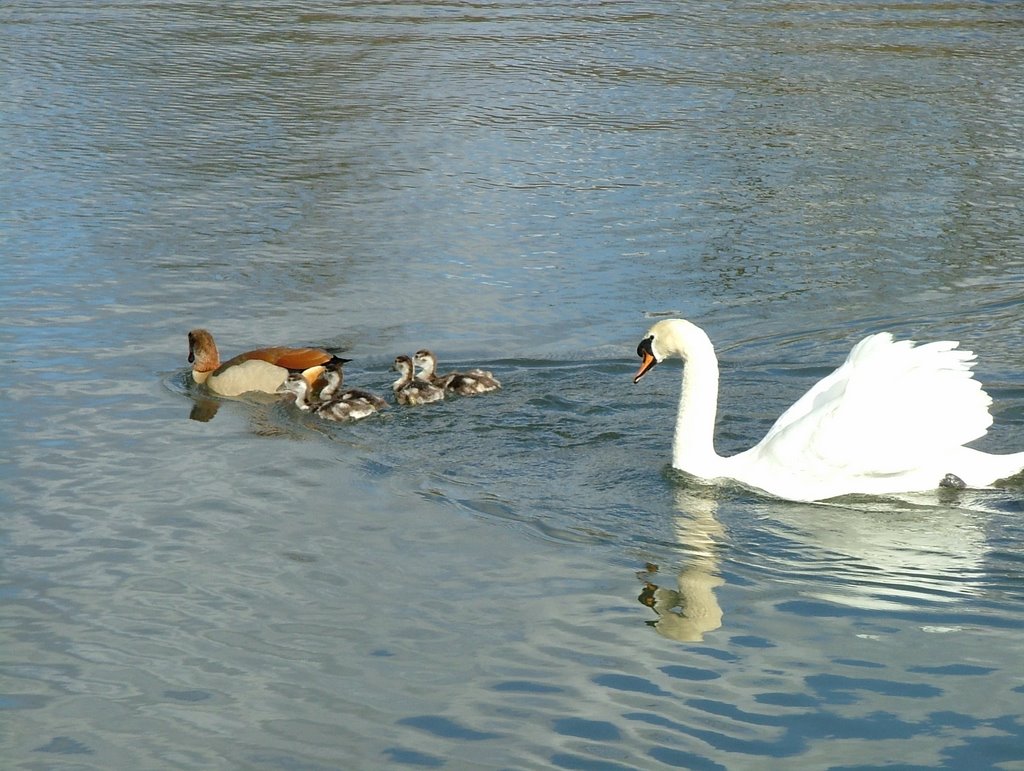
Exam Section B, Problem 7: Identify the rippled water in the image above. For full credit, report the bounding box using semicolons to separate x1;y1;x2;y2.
3;1;1024;768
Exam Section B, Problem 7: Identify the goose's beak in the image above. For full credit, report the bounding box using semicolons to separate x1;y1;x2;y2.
633;336;658;384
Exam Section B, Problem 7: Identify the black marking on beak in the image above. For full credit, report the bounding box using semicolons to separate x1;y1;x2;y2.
633;335;658;384
636;336;653;359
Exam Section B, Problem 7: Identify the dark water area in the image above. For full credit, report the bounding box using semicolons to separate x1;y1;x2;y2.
2;1;1024;768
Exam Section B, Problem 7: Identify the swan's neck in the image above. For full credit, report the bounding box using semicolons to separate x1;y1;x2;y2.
672;340;723;476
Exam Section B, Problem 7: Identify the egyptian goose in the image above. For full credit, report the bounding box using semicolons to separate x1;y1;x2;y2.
392;355;445;405
413;349;501;396
187;328;342;396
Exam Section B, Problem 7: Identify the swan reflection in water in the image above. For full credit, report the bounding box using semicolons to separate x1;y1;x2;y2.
779;492;992;612
638;484;726;643
638;481;995;643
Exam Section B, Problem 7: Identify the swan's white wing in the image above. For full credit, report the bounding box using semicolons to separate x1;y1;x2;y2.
749;333;993;477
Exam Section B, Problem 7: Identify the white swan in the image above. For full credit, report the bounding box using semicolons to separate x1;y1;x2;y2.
633;318;1024;502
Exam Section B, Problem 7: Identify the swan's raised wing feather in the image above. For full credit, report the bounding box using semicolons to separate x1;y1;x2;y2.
751;333;994;476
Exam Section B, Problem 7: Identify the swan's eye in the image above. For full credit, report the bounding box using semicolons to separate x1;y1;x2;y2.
637;336;654;358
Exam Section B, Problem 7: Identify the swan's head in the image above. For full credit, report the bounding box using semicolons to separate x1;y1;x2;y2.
634;334;660;384
633;318;711;384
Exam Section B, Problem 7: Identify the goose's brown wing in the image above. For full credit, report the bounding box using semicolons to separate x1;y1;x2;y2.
223;346;334;371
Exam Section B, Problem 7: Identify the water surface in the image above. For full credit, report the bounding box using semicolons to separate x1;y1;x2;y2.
3;1;1024;768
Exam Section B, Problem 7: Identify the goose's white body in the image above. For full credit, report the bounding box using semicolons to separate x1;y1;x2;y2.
634;319;1024;502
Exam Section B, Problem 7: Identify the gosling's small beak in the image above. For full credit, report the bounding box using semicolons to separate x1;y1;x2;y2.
633;336;658;384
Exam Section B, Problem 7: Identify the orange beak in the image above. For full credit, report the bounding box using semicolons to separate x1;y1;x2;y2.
633;349;658;384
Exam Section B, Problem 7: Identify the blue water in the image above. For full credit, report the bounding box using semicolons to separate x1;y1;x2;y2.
3;1;1024;768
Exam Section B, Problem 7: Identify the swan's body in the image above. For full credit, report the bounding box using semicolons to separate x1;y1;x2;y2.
277;369;386;422
392;355;445;405
413;350;501;396
188;329;341;396
633;319;1024;502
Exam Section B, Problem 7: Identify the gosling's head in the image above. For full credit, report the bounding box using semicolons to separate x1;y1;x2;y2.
392;355;414;376
276;372;310;397
413;349;437;376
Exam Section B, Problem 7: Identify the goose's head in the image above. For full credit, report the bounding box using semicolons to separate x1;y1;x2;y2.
187;328;220;373
633;319;712;384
